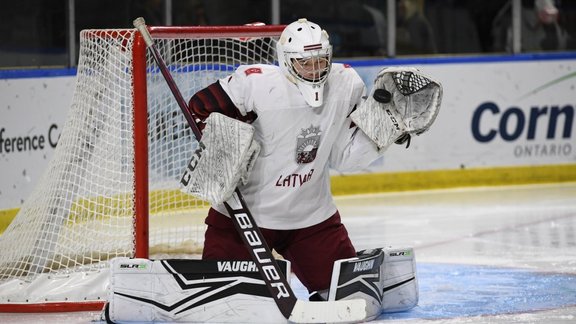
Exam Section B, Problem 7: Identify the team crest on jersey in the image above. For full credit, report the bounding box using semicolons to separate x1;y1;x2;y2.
296;125;321;164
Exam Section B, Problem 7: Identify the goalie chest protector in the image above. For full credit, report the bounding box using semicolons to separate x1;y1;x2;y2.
105;257;291;323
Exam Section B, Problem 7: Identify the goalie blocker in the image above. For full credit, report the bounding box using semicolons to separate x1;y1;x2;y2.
103;247;417;323
180;112;260;206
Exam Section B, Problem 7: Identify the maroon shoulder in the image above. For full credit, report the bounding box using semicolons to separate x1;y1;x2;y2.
188;81;257;130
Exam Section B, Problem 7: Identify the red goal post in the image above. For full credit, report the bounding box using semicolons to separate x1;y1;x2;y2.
0;24;284;312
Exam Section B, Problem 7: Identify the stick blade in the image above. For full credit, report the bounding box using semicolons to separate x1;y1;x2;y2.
289;299;367;323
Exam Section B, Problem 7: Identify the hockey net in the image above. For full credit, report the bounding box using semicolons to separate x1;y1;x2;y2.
0;24;283;312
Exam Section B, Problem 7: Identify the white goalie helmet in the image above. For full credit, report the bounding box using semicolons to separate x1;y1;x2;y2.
276;18;332;107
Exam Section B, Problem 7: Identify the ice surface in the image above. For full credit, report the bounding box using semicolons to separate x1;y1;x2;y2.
1;183;575;323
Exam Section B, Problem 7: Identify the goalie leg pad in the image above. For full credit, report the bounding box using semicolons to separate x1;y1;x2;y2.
381;246;419;313
327;248;386;321
326;247;418;320
180;112;260;205
104;257;290;323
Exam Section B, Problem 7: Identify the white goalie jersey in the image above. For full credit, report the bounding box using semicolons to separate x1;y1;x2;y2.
212;63;380;230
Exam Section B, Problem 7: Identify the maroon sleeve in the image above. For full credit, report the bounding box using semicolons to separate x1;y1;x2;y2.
187;81;257;131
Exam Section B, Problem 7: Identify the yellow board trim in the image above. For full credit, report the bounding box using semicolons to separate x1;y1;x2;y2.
0;208;19;233
331;163;576;195
1;164;575;233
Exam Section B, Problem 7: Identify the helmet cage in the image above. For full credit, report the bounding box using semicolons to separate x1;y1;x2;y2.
283;46;332;86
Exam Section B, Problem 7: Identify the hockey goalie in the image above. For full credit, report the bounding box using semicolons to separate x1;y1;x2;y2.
106;17;441;323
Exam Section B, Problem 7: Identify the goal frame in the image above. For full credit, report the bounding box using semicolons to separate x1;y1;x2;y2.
133;25;286;260
0;24;285;313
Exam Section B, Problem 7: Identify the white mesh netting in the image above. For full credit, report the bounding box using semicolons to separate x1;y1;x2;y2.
0;26;280;307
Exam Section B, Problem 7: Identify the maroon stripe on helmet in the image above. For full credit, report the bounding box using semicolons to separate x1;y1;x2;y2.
303;44;322;51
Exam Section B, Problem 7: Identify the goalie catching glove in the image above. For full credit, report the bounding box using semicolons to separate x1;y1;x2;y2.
180;113;260;205
351;67;442;150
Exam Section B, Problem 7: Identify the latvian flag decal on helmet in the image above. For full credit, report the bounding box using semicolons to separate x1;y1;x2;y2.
304;43;323;51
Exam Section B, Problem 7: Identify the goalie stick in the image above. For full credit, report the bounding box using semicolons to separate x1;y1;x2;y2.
132;17;367;323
